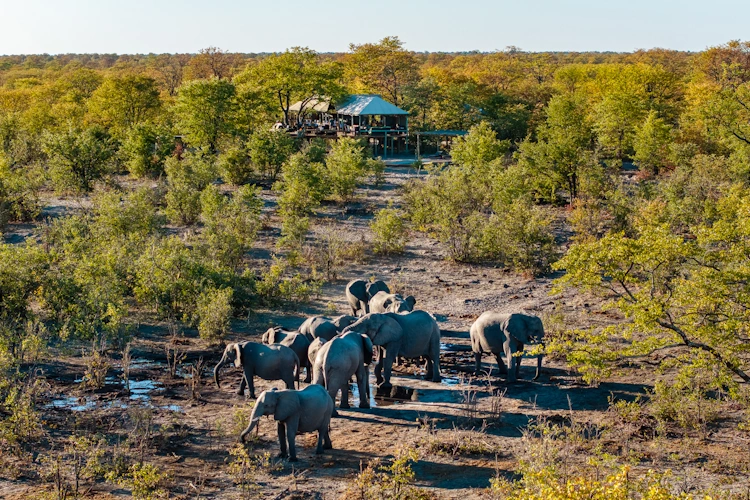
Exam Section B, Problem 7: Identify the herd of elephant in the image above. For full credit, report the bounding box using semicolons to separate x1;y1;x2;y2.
212;278;545;462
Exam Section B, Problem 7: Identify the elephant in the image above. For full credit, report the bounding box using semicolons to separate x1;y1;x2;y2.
332;314;357;331
343;311;441;388
262;328;312;383
240;385;333;462
308;337;327;369
345;279;390;316
470;312;545;382
312;331;374;415
369;292;416;314
214;342;299;399
298;316;339;342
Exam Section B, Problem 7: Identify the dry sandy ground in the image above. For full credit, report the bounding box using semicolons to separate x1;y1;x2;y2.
2;165;750;498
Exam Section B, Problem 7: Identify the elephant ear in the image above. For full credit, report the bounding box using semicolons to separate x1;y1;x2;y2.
274;391;301;422
405;296;416;310
506;314;532;344
369;314;403;346
361;334;374;365
233;343;244;368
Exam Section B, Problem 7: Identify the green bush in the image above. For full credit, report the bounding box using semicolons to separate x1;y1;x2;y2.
371;207;408;255
196;287;233;341
0;153;43;227
325;137;369;202
247;128;295;182
121;123;173;178
199;184;263;269
164;151;217;225
43;125;117;195
218;141;253;185
275;152;328;217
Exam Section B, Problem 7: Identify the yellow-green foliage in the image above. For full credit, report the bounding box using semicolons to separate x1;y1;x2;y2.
371;207;408;255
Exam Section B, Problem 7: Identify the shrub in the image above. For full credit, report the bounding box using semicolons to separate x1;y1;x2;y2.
275;152;328;217
199;184;263;269
325;137;369;202
43;125;117;194
121;123;173;178
196;287;233;341
0;153;43;227
255;257;322;306
218;141;253;185
371;207;408;255
164;151;217;225
247;128;295;182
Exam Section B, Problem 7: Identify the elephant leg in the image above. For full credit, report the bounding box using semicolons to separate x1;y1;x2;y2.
277;422;288;458
357;366;370;409
374;357;384;386
494;352;508;375
286;416;300;462
431;354;441;383
515;354;522;379
304;360;312;383
424;357;434;381
474;351;482;376
340;378;351;409
237;375;246;396
327;380;341;417
380;346;397;389
241;367;255;397
322;418;333;450
316;429;325;455
283;372;295;391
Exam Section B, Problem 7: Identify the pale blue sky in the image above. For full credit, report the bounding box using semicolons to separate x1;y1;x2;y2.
0;0;747;54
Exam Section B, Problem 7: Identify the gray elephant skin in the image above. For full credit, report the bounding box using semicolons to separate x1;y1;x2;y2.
298;316;339;341
312;331;374;415
214;342;299;399
470;312;544;382
344;311;441;387
345;279;390;316
331;314;357;331
240;385;333;461
262;328;312;382
369;291;416;314
307;337;327;368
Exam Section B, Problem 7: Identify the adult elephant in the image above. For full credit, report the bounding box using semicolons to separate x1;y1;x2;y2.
298;316;339;342
312;331;374;415
345;279;390;316
369;292;416;314
470;312;544;382
343;311;441;388
262;328;312;382
214;342;299;399
331;315;357;331
307;337;327;369
240;385;333;462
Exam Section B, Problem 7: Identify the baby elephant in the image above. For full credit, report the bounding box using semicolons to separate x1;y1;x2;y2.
214;342;299;399
470;312;545;382
262;328;312;382
369;292;416;314
313;331;374;415
240;385;333;462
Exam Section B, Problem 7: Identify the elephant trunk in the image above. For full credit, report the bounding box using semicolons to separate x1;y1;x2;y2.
533;349;544;381
214;357;227;388
240;403;264;442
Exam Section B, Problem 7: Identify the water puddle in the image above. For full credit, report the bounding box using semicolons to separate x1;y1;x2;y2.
440;377;461;386
128;379;162;401
45;396;97;412
46;377;182;412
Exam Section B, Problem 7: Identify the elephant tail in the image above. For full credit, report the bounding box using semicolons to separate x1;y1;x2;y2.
293;353;300;389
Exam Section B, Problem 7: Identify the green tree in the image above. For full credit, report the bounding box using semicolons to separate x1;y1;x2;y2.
552;186;750;386
88;75;162;134
344;37;419;106
450;122;509;168
238;47;344;126
164;152;217;225
43;126;117;194
325;138;370;202
516;93;595;202
174;78;236;151
633;110;673;175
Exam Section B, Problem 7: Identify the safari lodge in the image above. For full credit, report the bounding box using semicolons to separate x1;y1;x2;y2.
286;94;409;157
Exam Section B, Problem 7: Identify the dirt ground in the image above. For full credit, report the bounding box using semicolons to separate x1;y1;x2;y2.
3;164;750;499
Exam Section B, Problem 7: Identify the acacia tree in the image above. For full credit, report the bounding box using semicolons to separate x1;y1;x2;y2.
552;187;750;387
344;36;419;106
240;48;344;126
